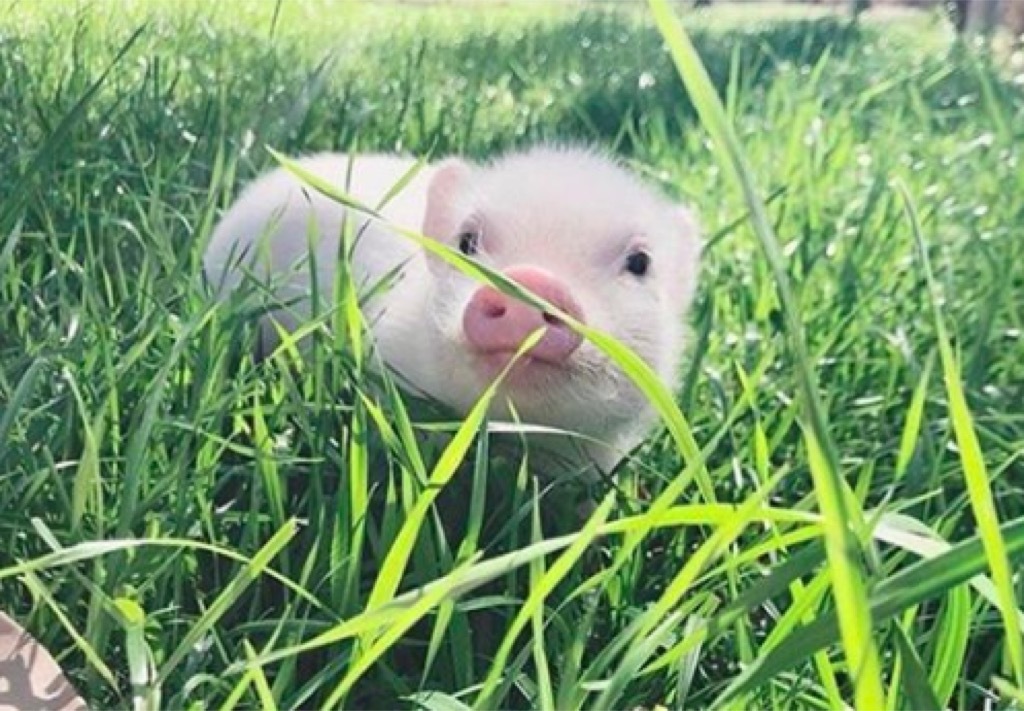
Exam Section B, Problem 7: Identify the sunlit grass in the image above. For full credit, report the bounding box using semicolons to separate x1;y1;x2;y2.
1;0;1022;709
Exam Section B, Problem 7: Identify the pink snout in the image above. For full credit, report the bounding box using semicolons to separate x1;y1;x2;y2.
463;266;585;365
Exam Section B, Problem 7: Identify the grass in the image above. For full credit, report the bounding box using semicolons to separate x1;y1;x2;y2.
1;0;1023;708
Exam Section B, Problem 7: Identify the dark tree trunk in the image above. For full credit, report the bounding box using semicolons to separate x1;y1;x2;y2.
948;0;970;32
968;0;1001;33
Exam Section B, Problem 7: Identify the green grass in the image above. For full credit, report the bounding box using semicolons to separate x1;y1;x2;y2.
2;0;1023;708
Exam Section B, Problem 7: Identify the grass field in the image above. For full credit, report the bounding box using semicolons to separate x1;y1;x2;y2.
2;0;1023;708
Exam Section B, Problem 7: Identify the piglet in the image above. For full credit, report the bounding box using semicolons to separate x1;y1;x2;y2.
204;146;701;475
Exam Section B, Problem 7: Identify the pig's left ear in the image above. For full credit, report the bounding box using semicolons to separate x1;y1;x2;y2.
669;205;702;310
423;158;473;243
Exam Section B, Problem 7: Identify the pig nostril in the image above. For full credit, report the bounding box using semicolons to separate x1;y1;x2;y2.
485;303;506;319
542;312;562;327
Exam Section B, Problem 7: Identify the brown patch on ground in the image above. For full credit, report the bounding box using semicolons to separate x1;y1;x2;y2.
0;613;87;711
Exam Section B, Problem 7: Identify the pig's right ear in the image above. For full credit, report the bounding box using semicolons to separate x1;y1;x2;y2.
422;158;473;244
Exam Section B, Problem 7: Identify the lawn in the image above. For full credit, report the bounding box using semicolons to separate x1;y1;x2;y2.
1;0;1023;708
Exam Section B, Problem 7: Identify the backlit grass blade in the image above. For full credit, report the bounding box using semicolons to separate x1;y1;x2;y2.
251;394;286;529
529;484;556;711
323;556;486;709
632;464;787;655
474;492;617;709
899;181;1024;686
640;529;824;680
928;583;971;709
235;504;817;675
0;541;158;580
242;640;279;711
0;536;320;611
341;341;370;615
219;661;258;711
893;623;943;711
803;424;884;699
375;154;430;211
0;358;46;467
155;519;300;685
646;2;884;706
993;677;1024;706
644;551;826;680
19;570;119;692
894;355;934;481
360;332;540;617
116;599;157;711
713;516;1024;706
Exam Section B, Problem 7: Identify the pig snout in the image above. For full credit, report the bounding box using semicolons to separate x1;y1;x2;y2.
462;266;585;365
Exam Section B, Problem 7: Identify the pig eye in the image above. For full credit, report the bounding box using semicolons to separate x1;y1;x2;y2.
458;228;481;256
624;250;651;277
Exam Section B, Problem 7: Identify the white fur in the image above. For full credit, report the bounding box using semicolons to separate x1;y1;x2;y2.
204;146;701;474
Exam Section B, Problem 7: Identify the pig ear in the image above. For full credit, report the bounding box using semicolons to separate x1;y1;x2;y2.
669;205;702;309
423;158;473;242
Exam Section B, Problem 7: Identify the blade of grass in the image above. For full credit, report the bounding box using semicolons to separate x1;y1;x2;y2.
0;358;47;468
242;639;279;711
0;25;146;236
322;554;485;709
712;515;1024;706
155;519;300;685
19;570;118;691
474;491;617;709
899;180;1024;686
114;598;159;711
633;464;788;647
529;482;556;711
645;3;884;706
236;503;820;675
928;583;971;709
360;331;540;616
893;623;943;711
894;355;934;481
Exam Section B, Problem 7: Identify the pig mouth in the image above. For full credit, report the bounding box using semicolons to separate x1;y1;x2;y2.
470;349;573;388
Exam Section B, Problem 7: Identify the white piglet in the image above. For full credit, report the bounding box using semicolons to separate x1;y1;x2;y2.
204;146;701;475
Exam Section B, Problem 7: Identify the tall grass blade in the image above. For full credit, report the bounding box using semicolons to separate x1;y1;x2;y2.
645;2;884;705
474;492;617;708
155;519;300;684
893;623;943;711
899;181;1024;686
713;516;1024;706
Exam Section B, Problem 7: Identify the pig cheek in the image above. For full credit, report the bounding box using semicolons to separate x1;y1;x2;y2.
635;301;680;383
423;250;460;280
598;289;670;385
641;303;685;388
